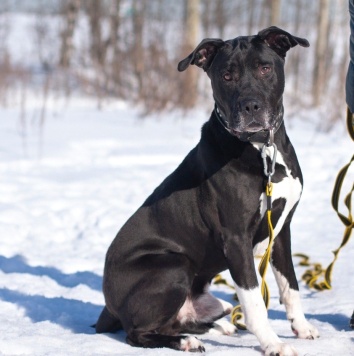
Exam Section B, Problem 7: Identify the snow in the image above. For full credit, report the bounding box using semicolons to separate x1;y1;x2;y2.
0;96;353;355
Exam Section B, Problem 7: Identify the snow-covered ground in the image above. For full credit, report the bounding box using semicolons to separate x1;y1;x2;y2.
0;97;353;355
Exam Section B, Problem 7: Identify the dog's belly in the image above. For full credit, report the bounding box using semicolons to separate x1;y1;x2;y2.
253;144;302;256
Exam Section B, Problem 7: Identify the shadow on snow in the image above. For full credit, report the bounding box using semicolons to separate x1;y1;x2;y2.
0;254;102;291
0;287;102;334
0;255;350;334
0;254;104;333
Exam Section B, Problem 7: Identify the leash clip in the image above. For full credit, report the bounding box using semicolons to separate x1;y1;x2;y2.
261;134;277;182
267;128;274;147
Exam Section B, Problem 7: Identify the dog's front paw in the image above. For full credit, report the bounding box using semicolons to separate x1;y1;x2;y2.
291;318;319;340
180;336;205;352
217;298;233;315
208;319;237;335
264;342;298;356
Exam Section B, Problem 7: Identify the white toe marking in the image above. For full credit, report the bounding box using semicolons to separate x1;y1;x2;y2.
180;336;204;352
291;318;319;339
264;342;298;356
208;319;237;335
272;270;320;339
217;298;233;314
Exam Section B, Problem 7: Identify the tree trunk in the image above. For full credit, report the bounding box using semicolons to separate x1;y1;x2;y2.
291;0;302;94
87;0;105;66
270;0;281;26
215;0;225;38
247;0;256;34
312;0;330;106
132;0;146;99
108;0;121;93
180;0;200;108
202;0;211;36
59;0;80;68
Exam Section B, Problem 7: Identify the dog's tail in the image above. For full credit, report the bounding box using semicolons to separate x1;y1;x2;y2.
95;306;123;333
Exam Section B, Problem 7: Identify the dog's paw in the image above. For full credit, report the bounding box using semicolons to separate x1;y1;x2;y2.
208;319;237;335
291;319;319;340
217;298;233;315
264;342;298;356
180;336;205;353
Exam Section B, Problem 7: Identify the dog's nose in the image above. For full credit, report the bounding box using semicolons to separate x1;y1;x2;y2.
240;100;261;116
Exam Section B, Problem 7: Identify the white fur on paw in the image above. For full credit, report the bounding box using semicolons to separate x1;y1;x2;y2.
208;319;237;335
264;342;298;356
217;298;233;314
291;319;319;340
180;336;205;352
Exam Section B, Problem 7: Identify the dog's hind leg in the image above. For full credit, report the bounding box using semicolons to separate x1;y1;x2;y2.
124;285;206;351
112;254;206;351
95;306;123;333
126;332;205;352
178;278;236;336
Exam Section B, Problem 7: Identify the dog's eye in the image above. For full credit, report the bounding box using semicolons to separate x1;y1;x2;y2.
223;72;232;81
260;65;271;75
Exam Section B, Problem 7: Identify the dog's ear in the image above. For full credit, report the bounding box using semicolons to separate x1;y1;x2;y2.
177;38;225;72
257;26;309;59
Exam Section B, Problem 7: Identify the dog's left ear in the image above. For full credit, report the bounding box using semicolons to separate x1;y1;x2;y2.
258;26;309;59
177;38;225;72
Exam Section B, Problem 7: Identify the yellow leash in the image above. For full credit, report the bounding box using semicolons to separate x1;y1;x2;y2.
259;182;275;309
294;107;354;291
214;132;278;330
230;181;275;329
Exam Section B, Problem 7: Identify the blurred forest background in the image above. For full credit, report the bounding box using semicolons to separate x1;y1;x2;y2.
0;0;351;127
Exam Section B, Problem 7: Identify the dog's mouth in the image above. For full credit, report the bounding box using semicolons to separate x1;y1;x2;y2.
229;120;271;137
231;109;285;138
230;124;279;143
214;105;283;142
234;122;267;134
230;127;269;141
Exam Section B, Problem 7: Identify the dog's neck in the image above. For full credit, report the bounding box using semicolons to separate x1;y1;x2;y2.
214;104;284;144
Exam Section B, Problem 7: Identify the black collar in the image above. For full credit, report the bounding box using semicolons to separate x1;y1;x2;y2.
214;104;283;144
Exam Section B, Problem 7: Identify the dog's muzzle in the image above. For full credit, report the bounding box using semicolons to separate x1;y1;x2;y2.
214;105;283;143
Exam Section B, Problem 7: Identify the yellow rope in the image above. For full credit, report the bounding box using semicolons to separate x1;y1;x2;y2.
229;182;275;329
294;174;353;290
230;304;247;330
295;108;354;291
213;274;237;291
258;183;274;308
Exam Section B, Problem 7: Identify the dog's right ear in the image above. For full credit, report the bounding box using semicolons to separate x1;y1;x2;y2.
177;38;225;72
257;26;309;59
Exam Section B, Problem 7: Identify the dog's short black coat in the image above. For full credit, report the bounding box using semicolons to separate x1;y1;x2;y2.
95;27;319;354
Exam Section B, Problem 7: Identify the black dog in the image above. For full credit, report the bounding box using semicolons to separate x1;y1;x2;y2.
95;27;319;355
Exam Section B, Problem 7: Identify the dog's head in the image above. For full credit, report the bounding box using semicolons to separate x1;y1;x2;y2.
178;27;309;140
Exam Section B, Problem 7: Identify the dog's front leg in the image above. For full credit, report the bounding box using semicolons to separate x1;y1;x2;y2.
271;222;319;340
226;239;298;356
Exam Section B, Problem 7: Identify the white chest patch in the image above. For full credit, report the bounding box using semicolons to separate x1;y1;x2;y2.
252;143;302;255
